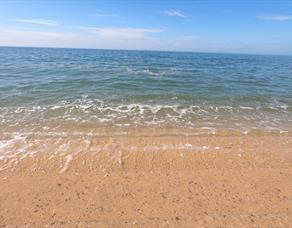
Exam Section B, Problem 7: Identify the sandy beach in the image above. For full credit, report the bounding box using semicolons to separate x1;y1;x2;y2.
1;0;292;226
0;132;291;227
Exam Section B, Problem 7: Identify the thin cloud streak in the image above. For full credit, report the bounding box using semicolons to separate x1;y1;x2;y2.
89;13;119;17
164;10;187;18
10;18;59;26
257;15;292;21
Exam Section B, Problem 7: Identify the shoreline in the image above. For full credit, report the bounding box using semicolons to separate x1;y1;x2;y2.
1;133;292;227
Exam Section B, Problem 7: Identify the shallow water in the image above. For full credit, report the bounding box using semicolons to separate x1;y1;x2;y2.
0;47;292;132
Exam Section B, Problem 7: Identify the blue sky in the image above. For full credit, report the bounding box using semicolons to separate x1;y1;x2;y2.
0;0;292;55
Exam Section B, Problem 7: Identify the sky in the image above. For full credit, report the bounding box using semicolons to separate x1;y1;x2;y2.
0;0;292;55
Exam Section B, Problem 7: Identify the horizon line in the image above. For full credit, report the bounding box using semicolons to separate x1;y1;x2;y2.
1;45;291;57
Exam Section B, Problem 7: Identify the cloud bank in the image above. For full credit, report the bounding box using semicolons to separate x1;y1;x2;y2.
1;14;292;55
1;25;291;55
80;27;162;40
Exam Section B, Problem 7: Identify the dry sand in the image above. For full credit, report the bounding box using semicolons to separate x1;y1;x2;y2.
0;133;292;227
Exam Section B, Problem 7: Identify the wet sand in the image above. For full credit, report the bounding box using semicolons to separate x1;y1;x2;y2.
0;133;292;227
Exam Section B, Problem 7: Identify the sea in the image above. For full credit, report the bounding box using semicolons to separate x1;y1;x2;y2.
1;47;292;170
1;47;291;133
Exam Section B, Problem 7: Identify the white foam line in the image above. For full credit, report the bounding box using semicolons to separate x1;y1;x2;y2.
59;154;73;174
240;106;254;110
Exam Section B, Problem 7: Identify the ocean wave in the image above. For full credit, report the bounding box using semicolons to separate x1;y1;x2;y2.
125;67;176;77
0;98;291;130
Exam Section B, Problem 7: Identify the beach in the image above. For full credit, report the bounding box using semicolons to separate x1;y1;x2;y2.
1;0;292;226
1;130;292;227
1;47;292;227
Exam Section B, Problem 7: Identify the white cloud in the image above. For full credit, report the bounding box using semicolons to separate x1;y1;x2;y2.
0;27;70;47
165;10;187;18
78;26;162;40
10;18;59;26
0;26;162;49
257;15;292;21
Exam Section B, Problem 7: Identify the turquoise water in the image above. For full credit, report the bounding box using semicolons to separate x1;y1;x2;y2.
0;47;292;132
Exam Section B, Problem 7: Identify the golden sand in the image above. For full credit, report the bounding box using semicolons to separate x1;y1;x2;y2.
0;132;292;227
